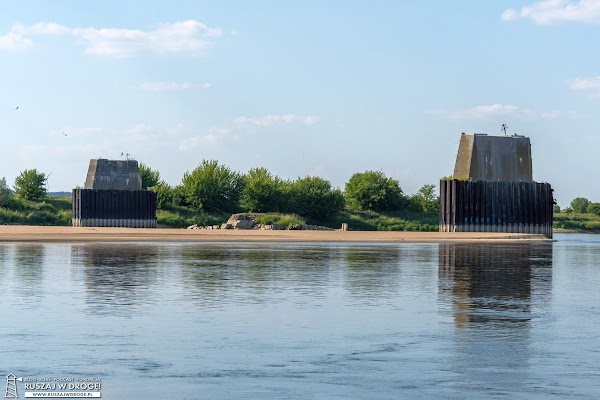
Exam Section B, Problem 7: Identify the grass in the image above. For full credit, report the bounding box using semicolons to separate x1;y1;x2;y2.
254;213;306;228
553;211;600;232
0;195;72;226
157;205;229;228
311;209;439;231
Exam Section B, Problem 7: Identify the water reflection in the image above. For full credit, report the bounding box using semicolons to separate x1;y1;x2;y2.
71;244;162;315
178;245;337;308
439;243;552;328
13;245;45;294
439;243;553;396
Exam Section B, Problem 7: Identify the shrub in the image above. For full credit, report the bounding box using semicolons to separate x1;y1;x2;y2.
0;177;10;206
242;167;286;213
139;163;161;189
287;176;345;220
181;160;245;212
345;170;404;211
14;169;47;201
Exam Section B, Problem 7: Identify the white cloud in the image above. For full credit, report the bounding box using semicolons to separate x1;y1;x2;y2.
178;127;231;150
178;114;320;151
233;114;319;127
0;32;33;50
140;82;211;91
568;76;600;90
433;104;575;120
0;20;222;57
502;0;600;24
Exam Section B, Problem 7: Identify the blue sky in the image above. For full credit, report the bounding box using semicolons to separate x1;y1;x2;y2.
1;1;599;207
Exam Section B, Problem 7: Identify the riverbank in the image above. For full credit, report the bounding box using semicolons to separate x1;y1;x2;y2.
0;225;552;243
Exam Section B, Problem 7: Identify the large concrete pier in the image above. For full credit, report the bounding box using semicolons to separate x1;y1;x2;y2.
73;159;157;228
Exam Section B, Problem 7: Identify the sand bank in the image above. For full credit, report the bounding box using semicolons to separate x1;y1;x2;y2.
0;225;552;243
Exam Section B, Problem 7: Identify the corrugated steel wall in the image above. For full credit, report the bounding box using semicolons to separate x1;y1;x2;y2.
439;180;553;238
72;188;157;228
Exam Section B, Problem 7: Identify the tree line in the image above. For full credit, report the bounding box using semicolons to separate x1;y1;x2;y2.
0;162;439;224
140;160;439;220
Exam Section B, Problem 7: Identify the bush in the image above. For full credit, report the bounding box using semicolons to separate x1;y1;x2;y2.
254;213;306;228
181;160;245;212
410;184;439;214
0;177;10;206
570;197;590;213
242;167;286;213
139;163;161;189
587;203;600;216
14;169;47;201
287;176;345;220
344;170;404;211
151;181;174;209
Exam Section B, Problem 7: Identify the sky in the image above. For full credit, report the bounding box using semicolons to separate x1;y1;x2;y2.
1;0;600;207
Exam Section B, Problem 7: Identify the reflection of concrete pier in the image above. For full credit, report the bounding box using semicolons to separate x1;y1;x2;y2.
72;159;157;228
438;243;552;327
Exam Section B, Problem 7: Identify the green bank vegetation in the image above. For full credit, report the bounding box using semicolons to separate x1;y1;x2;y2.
0;162;440;230
3;162;598;232
553;197;600;232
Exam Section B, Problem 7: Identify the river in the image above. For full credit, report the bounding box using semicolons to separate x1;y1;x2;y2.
1;233;599;399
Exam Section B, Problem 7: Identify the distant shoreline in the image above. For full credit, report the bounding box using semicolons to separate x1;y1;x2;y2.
0;226;553;243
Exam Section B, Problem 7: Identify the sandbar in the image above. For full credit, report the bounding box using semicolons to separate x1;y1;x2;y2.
0;225;552;243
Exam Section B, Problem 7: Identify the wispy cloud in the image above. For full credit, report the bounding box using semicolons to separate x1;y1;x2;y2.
2;20;222;57
433;104;576;120
568;76;600;90
233;114;319;128
179;114;320;150
0;32;33;50
140;82;211;91
502;0;600;24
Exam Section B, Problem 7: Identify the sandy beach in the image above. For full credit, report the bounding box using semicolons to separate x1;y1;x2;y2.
0;225;552;243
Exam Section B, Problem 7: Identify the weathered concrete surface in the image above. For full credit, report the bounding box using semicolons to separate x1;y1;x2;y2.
84;159;142;190
453;133;532;182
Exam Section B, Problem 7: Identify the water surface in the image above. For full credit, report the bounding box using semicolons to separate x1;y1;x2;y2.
1;234;599;399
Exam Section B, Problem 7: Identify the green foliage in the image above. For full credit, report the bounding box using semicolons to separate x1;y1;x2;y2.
588;202;600;216
181;160;245;212
0;177;10;206
553;204;561;213
0;195;71;226
288;176;345;220
344;170;404;212
150;181;174;209
139;163;160;189
14;169;47;201
440;175;453;181
570;197;590;213
156;207;228;228
254;213;306;228
317;208;438;231
242;167;285;212
410;184;439;214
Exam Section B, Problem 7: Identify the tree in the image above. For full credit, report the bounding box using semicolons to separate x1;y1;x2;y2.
0;177;10;206
139;163;160;189
570;197;590;213
150;181;173;209
411;184;439;214
344;170;404;211
14;169;47;201
588;202;600;216
553;204;561;213
181;160;245;212
242;167;285;212
288;176;345;220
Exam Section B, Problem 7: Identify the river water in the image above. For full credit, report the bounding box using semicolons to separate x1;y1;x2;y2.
1;233;599;399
